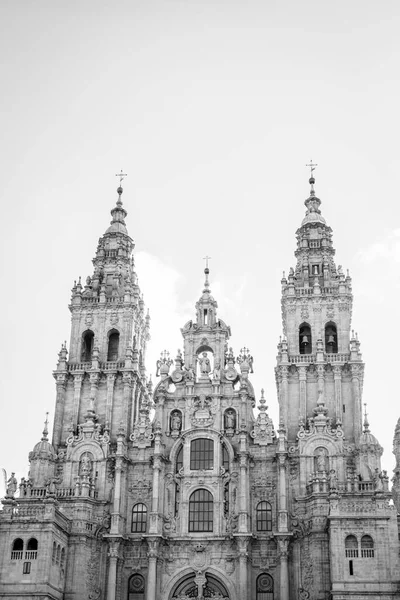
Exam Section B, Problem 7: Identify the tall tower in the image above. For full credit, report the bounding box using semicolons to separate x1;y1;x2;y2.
277;172;399;599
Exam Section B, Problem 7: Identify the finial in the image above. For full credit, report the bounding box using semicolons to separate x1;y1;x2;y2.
203;255;211;290
305;160;318;195
363;403;370;433
42;411;49;441
115;170;127;203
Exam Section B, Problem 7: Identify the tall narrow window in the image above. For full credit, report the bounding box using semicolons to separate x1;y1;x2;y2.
190;439;214;470
107;330;120;361
11;538;23;560
189;489;213;532
204;309;208;325
23;562;31;574
128;574;145;600
60;548;65;569
222;445;229;471
256;573;274;600
325;322;338;354
345;535;358;558
361;535;374;558
81;330;94;361
256;501;272;531
299;323;312;354
56;545;61;565
52;541;57;563
131;503;147;533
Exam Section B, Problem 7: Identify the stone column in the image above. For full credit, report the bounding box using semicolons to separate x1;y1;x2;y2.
278;537;290;600
278;454;288;532
52;374;67;447
351;364;363;439
238;445;249;533
89;372;100;412
146;540;159;600
298;366;307;422
72;374;83;426
237;537;250;599
280;366;289;428
122;372;133;430
106;373;116;428
107;541;119;600
333;366;342;421
149;456;162;534
316;364;325;403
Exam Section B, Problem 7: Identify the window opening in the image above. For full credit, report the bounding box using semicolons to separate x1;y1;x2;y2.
11;538;23;560
176;445;183;473
128;573;145;600
56;545;61;565
107;330;120;361
222;445;229;471
349;560;354;575
189;489;213;532
81;330;94;361
325;322;338;353
256;501;272;532
190;439;214;470
26;538;38;560
131;503;147;533
361;535;374;558
345;535;358;558
52;542;57;563
204;309;208;325
256;573;274;600
299;324;312;354
23;562;31;574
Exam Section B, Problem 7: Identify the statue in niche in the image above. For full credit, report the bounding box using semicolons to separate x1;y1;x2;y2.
315;447;328;472
170;411;182;434
212;360;221;381
79;452;93;476
225;410;236;430
198;352;211;375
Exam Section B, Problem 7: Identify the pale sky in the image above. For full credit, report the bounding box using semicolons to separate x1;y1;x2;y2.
1;0;400;491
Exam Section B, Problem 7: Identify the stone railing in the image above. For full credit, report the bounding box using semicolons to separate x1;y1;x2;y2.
67;360;126;373
289;354;316;364
287;353;350;365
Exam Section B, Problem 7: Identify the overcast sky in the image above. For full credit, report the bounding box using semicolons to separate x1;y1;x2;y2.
1;0;400;492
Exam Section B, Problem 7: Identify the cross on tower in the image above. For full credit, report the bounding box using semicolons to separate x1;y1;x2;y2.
306;160;318;177
203;255;211;269
115;170;127;185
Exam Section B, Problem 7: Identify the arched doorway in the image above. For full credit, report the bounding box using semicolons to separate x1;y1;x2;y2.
170;571;229;599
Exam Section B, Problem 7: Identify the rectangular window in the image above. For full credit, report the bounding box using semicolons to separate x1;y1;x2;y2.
349;560;354;576
190;439;214;470
23;562;31;574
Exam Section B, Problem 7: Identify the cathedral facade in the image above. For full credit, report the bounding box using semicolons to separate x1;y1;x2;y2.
1;177;400;600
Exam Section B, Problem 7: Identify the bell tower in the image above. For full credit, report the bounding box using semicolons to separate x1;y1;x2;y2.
52;183;150;449
276;170;363;443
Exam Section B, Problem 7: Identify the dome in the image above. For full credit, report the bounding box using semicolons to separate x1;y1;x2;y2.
359;430;383;453
301;212;326;226
30;439;56;460
105;221;129;235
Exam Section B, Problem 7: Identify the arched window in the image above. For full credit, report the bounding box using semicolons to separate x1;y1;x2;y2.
56;545;61;564
11;538;23;560
107;330;120;361
361;535;374;558
299;323;312;354
52;541;57;563
325;322;338;353
190;438;214;470
60;547;65;569
128;573;145;600
257;573;274;600
26;538;38;560
189;489;213;532
345;535;358;558
176;445;183;473
81;330;94;361
131;503;147;533
256;501;272;531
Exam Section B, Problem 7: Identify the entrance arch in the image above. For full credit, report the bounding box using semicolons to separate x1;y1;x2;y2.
170;571;230;599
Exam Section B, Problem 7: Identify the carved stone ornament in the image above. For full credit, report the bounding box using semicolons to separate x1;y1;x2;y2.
251;389;275;446
110;310;119;325
190;394;215;428
130;399;154;448
85;311;94;327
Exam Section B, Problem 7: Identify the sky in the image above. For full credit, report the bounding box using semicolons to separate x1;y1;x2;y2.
1;0;400;492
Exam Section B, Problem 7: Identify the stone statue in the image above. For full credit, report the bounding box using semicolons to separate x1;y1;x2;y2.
6;473;18;497
328;469;337;491
198;352;211;374
212;361;221;381
225;410;236;429
171;411;182;432
315;447;328;472
80;453;92;476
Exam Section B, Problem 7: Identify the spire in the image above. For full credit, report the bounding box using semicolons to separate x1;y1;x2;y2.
203;255;211;295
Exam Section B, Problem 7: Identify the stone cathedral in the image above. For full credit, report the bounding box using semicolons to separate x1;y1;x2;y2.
1;175;400;600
